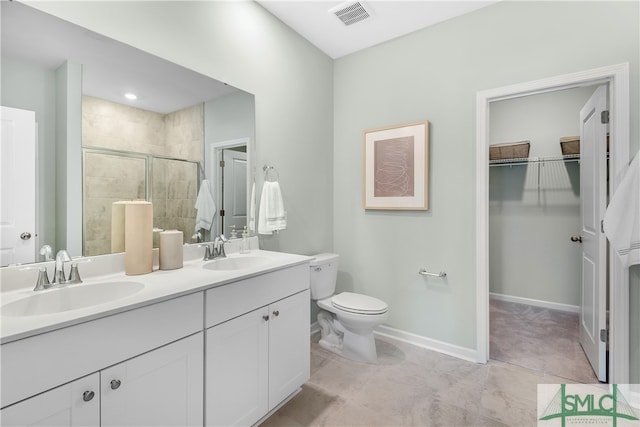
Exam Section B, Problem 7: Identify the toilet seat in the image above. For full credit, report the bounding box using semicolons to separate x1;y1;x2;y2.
331;292;388;315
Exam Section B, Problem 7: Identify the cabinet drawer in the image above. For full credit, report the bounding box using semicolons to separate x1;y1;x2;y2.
1;292;203;408
205;264;309;328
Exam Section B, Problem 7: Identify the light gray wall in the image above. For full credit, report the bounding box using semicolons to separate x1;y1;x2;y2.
204;91;256;238
27;1;639;367
334;1;639;349
28;1;334;257
55;61;83;257
1;58;57;255
205;91;255;146
489;87;596;306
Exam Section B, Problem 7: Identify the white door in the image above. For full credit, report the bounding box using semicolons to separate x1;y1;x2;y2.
205;306;269;427
0;373;99;427
578;85;608;382
268;290;311;410
221;149;247;235
101;333;203;427
1;106;36;266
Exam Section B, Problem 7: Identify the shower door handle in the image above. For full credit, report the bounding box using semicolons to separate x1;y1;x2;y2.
570;235;582;243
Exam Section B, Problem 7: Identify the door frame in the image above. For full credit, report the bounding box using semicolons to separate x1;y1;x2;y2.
475;63;630;383
205;137;251;237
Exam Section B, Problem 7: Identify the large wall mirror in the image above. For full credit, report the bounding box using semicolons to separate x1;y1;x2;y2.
1;2;255;266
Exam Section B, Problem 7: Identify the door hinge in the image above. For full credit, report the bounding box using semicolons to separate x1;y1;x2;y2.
601;110;610;124
220;209;225;217
219;160;225;168
600;329;608;343
601;220;605;233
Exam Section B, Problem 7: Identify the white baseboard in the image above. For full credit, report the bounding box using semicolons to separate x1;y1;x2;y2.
310;321;477;363
490;292;579;313
374;325;478;363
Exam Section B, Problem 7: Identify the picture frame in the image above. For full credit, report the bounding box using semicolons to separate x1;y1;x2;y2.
363;120;429;210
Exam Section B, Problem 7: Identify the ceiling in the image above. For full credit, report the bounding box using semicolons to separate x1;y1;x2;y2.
256;0;500;59
1;1;238;114
2;1;498;113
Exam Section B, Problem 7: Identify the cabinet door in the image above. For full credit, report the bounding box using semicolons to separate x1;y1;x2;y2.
0;373;99;427
268;290;310;409
101;333;203;427
205;306;269;427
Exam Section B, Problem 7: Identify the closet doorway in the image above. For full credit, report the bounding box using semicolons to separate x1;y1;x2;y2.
487;86;601;383
476;63;631;384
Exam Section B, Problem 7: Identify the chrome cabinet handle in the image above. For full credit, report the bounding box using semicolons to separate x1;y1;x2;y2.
110;379;121;390
262;315;269;321
570;235;583;243
272;310;280;317
20;232;32;240
83;390;95;402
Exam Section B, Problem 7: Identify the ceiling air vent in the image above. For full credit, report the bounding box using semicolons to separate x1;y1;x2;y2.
330;1;372;26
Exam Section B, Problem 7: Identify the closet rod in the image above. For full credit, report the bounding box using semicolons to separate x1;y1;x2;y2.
489;154;580;167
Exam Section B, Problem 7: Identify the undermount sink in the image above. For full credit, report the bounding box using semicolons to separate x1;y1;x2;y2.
203;256;270;271
1;281;145;317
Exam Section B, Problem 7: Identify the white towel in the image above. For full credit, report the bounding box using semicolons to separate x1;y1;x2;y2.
194;179;216;231
603;151;640;268
248;181;256;234
258;181;286;235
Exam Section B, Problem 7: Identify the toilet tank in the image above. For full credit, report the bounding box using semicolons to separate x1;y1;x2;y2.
309;253;339;300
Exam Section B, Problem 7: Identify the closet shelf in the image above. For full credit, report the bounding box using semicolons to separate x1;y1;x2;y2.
489;154;580;167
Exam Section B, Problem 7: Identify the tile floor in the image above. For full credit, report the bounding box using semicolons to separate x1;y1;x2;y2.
262;333;581;427
489;298;599;384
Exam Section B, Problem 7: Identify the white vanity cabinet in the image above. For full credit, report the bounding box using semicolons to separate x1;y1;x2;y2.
0;373;100;427
1;254;312;427
101;332;203;427
204;264;310;427
1;292;204;427
1;334;203;427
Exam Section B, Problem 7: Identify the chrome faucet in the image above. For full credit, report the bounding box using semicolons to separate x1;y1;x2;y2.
33;267;51;291
52;249;71;284
200;235;229;261
213;234;229;259
31;250;85;291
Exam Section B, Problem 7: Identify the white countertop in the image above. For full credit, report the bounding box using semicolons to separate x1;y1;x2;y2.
1;250;312;344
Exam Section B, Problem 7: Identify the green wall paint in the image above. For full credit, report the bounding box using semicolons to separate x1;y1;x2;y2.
489;87;596;307
26;1;639;358
334;1;639;349
29;0;335;256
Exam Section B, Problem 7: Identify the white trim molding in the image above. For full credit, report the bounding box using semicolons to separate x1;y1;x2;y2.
490;292;580;314
375;325;477;363
310;322;477;363
475;63;630;383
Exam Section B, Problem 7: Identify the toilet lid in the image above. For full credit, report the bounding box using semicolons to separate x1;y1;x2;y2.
331;292;388;315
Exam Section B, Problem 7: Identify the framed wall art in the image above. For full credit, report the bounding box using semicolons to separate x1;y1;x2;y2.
363;120;429;210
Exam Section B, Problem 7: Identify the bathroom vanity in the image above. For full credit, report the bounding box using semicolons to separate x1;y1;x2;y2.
0;246;310;426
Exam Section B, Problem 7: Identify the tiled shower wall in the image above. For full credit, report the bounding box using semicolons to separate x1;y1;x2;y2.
82;96;203;256
152;158;197;238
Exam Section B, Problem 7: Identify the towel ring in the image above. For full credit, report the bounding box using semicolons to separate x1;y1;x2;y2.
263;165;279;182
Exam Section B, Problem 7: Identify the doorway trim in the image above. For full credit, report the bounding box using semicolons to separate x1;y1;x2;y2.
475;63;630;383
205;137;251;237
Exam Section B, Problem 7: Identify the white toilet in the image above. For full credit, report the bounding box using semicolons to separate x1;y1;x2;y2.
310;253;388;363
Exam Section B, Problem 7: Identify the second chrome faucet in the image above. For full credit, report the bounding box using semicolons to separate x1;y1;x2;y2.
33;249;83;291
201;235;229;261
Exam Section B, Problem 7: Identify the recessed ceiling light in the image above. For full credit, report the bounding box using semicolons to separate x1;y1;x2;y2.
124;93;137;100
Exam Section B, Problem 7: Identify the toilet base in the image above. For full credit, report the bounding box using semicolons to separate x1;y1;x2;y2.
341;329;378;363
317;309;379;364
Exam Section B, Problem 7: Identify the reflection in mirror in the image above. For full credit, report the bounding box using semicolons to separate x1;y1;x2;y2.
1;2;255;265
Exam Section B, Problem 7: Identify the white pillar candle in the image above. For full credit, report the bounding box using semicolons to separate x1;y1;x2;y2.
159;230;184;270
